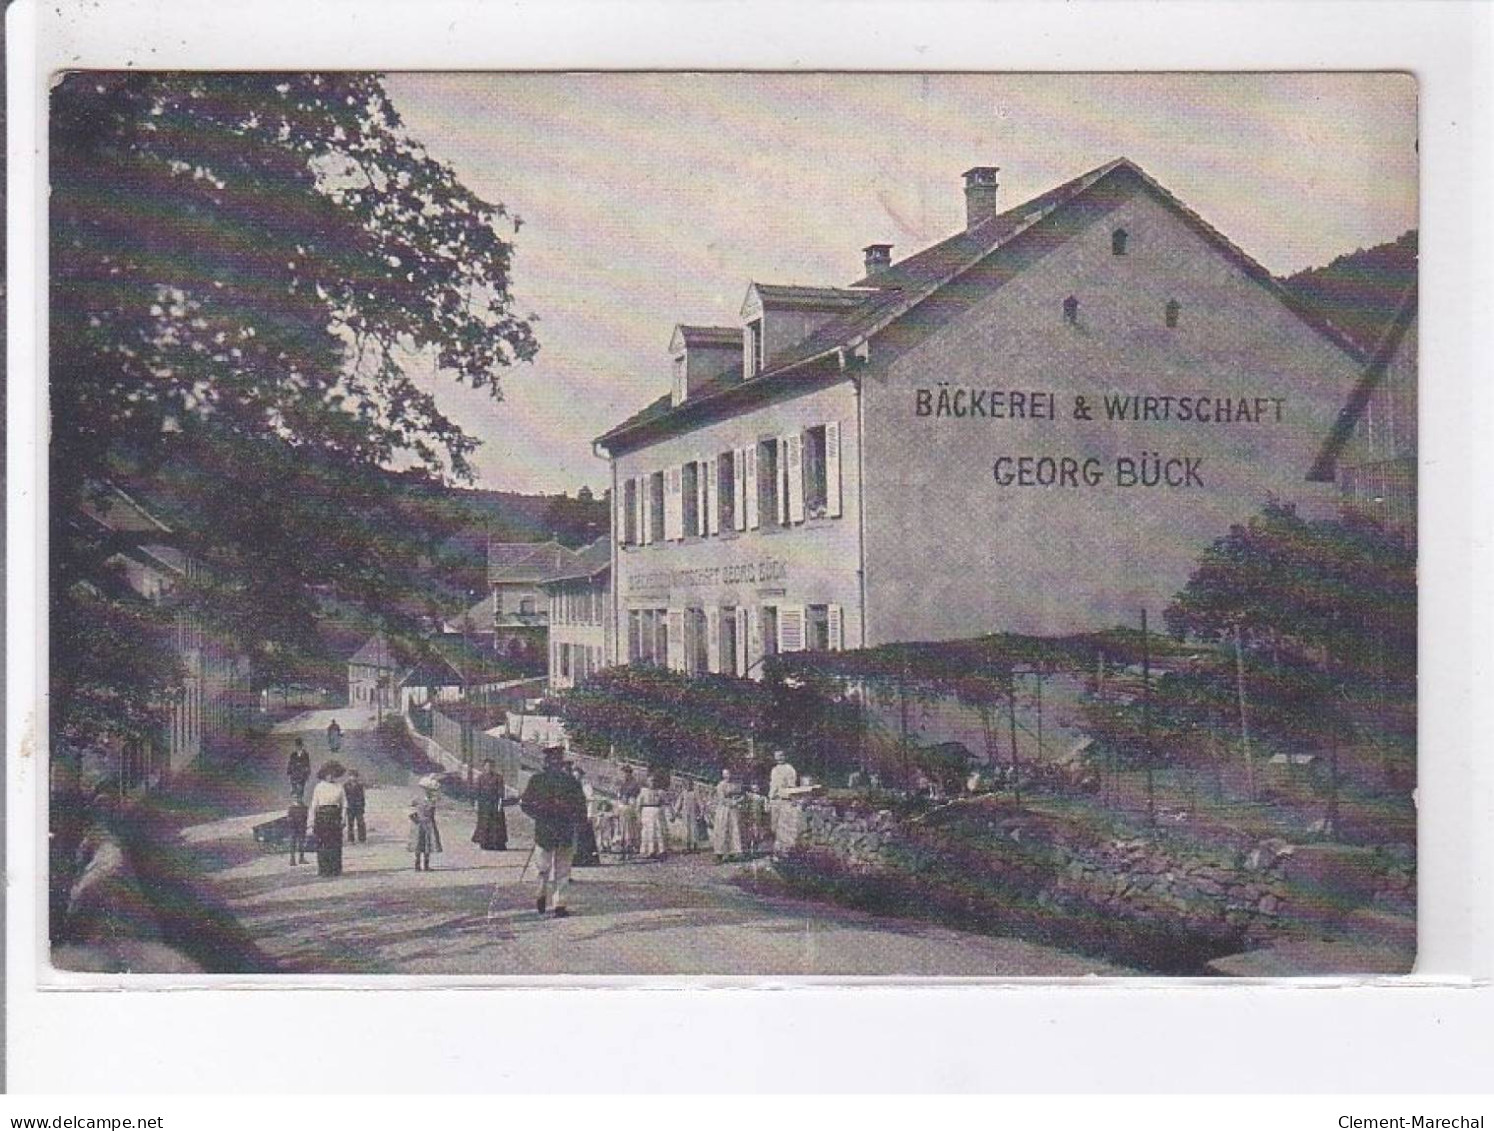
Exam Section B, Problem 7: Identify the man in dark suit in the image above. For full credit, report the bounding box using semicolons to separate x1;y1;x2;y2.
519;746;588;918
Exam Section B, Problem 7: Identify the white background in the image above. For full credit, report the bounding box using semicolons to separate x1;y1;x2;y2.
7;0;1492;1094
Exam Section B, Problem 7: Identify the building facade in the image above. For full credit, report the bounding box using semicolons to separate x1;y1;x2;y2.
596;159;1369;670
542;539;613;691
76;485;252;793
347;632;399;713
1310;283;1417;540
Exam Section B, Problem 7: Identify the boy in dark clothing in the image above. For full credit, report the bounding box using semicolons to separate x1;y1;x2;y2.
519;746;588;917
287;738;311;802
287;796;309;865
344;771;367;843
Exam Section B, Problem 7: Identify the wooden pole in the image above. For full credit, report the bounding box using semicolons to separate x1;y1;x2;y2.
1325;645;1340;840
1035;666;1045;763
1143;609;1155;829
898;656;911;789
1006;671;1022;809
1234;623;1255;801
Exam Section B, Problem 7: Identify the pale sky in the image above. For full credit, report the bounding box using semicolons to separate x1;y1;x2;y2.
386;72;1418;495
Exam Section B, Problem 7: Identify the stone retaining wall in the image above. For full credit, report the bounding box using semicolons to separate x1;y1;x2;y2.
789;797;1295;947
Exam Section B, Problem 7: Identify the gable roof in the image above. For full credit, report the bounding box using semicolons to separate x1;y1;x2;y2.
598;157;1369;454
488;540;580;585
671;324;741;352
1308;281;1418;482
542;537;610;584
348;632;398;669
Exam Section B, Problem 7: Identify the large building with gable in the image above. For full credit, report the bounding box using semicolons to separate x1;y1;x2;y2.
594;158;1374;675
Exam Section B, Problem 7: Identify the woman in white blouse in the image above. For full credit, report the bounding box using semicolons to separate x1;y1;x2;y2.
309;764;347;876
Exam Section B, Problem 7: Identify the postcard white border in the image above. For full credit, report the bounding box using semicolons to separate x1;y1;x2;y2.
8;0;1492;1093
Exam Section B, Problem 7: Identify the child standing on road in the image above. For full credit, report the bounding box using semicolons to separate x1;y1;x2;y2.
287;794;309;866
408;783;443;871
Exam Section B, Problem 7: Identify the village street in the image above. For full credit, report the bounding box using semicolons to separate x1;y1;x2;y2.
167;712;1126;977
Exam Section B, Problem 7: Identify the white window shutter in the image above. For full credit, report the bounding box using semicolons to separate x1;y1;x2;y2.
707;608;721;673
666;608;684;671
745;445;759;529
640;481;652;545
616;484;628;545
825;422;843;518
666;467;683;541
827;604;843;651
735;606;749;676
706;457;720;536
778;605;806;653
782;436;794;525
786;433;805;523
733;449;747;531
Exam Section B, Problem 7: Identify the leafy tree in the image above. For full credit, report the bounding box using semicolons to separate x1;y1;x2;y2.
50;72;539;754
1161;502;1415;819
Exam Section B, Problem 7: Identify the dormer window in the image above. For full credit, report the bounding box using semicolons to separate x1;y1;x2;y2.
1112;229;1129;256
671;355;686;406
747;319;764;376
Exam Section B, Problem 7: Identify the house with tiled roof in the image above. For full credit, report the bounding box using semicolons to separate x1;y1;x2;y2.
73;484;252;790
1309;281;1418;539
595;158;1369;675
540;538;612;691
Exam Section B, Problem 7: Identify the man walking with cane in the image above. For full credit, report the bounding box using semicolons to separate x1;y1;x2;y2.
520;745;588;919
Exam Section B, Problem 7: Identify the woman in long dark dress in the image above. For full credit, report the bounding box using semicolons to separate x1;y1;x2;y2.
309;763;347;876
571;766;600;866
471;759;508;851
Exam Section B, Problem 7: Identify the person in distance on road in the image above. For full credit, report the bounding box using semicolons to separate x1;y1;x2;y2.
343;770;367;844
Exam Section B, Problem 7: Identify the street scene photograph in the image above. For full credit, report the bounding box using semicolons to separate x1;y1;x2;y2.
47;71;1418;979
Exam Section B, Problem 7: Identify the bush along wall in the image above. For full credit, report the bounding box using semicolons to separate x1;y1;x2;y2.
762;796;1303;974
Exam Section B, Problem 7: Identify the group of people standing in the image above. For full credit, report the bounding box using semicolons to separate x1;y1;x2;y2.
284;732;368;877
708;750;800;862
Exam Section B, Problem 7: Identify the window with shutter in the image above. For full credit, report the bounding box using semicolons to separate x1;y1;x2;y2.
616;485;628;545
682;462;699;537
697;459;709;536
666;467;684;541
706;457;719;536
777;437;789;525
707;608;721;673
827;604;843;651
745;445;759;529
786;434;804;523
759;606;777;660
735;606;750;676
732;449;747;531
825;421;842;518
777;605;806;653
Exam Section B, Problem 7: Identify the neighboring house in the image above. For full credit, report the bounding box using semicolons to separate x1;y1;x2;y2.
73;484;252;794
487;539;580;668
487;539;579;626
401;635;522;711
1309;282;1418;540
542;538;612;692
347;632;400;714
595;158;1368;675
442;590;498;638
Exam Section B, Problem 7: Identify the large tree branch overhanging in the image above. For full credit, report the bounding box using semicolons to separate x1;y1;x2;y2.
50;71;541;745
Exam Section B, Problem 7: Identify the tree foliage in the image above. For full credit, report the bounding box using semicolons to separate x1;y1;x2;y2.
51;72;539;747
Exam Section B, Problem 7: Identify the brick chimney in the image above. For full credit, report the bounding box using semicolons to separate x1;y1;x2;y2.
862;243;893;277
963;166;1001;230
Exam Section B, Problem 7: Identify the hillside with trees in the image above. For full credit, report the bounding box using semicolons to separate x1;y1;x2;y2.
1283;230;1417;353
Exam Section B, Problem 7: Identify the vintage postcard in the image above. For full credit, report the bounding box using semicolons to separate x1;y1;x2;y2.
45;71;1418;980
